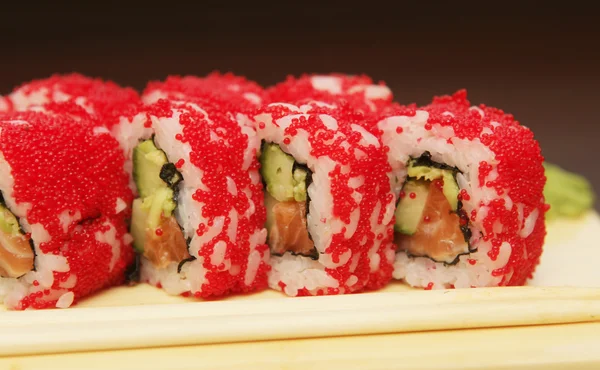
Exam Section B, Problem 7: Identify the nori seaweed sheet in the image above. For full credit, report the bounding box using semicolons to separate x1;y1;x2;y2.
177;256;196;274
125;254;141;284
408;151;460;172
160;162;183;189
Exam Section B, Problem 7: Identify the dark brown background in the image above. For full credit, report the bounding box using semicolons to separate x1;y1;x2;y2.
1;3;598;210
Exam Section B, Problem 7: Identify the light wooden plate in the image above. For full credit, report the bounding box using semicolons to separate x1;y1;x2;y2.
1;212;599;369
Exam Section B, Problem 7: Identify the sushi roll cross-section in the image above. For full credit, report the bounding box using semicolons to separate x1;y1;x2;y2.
252;100;397;296
376;90;547;289
130;97;270;298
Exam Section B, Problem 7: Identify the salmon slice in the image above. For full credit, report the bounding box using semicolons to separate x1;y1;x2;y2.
268;200;315;257
397;181;468;264
0;209;34;278
144;215;190;269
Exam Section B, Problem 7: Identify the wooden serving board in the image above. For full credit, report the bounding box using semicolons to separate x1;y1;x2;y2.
1;212;599;369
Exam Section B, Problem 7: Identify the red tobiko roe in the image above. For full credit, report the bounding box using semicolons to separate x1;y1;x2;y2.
266;73;395;115
147;97;270;297
0;110;134;309
6;73;143;129
421;89;548;286
259;101;395;293
266;73;386;101
143;71;267;114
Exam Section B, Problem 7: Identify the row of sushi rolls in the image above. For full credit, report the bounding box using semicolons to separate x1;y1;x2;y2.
0;72;551;310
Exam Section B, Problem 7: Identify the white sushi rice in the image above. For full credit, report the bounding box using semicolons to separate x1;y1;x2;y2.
139;101;268;295
0;97;9;112
377;109;534;289
254;102;393;296
2;84;96;113
110;113;154;193
94;221;122;273
141;90;175;105
5;87;65;111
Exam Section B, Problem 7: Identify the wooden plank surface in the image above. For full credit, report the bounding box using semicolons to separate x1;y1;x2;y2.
0;212;598;368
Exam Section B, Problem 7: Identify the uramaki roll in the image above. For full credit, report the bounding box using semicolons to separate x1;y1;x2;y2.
132;97;269;298
252;100;396;296
376;90;547;289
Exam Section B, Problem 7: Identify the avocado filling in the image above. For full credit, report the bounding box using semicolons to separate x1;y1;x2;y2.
394;152;473;265
260;142;317;259
131;138;190;269
0;193;35;278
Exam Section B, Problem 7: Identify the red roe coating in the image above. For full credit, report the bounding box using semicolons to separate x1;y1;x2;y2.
147;97;269;297
421;90;547;286
0;111;134;309
259;101;396;294
266;73;395;115
5;73;143;129
143;72;267;114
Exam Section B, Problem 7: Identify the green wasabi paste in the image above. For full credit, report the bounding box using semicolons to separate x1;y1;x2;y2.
543;162;596;220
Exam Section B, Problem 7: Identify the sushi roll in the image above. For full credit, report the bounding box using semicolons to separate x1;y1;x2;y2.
142;72;267;113
0;73;148;194
252;100;396;296
376;90;547;289
132;97;269;297
266;73;394;114
0;110;134;309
